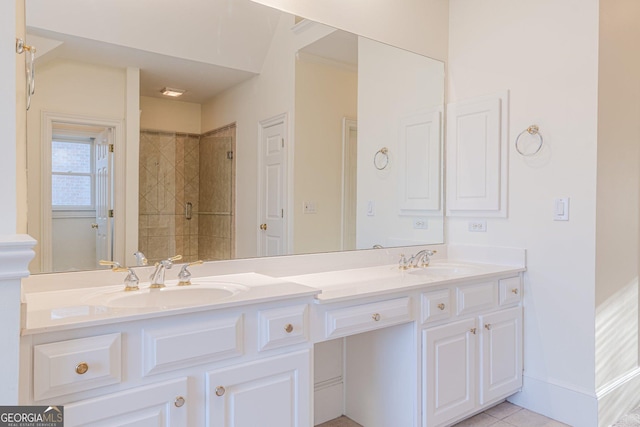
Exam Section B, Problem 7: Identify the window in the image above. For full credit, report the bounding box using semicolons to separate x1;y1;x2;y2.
51;138;94;210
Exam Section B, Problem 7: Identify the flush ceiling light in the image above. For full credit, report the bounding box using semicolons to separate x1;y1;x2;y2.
161;87;185;97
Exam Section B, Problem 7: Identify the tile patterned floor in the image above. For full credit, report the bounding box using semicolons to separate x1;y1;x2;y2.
613;407;640;427
315;402;569;427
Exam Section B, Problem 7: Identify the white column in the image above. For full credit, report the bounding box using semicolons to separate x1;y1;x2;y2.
0;235;36;404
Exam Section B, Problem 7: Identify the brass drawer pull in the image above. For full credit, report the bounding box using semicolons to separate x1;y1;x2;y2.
437;303;445;310
512;288;519;295
75;362;89;375
372;313;381;322
485;324;492;330
284;323;294;333
215;386;226;397
470;328;477;335
174;396;185;408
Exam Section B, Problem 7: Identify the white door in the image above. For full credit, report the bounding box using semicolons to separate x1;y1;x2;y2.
259;116;287;256
423;318;477;427
94;128;113;266
341;118;357;250
479;306;522;404
206;350;311;427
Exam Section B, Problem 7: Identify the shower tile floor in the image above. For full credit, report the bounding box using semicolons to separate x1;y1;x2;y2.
315;402;570;427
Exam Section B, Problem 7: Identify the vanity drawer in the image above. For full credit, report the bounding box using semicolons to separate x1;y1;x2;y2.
33;333;121;401
421;289;451;324
326;297;411;338
456;281;497;316
142;314;243;376
258;304;309;351
499;276;522;306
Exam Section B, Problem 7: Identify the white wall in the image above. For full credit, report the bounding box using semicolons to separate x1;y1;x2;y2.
356;38;445;249
1;0;17;234
26;59;126;272
202;13;296;259
140;96;201;134
447;1;600;425
249;0;449;61
293;57;357;254
594;1;640;425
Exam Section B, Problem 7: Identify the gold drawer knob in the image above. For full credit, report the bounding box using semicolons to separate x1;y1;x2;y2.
512;288;519;295
437;303;445;310
284;324;294;333
372;313;381;322
469;328;477;335
174;396;185;408
215;386;226;397
485;324;492;330
75;362;89;375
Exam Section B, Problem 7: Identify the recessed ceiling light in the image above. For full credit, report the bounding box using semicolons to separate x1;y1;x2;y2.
161;87;185;97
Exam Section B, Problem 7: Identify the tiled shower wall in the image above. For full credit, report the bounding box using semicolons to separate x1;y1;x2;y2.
138;127;235;265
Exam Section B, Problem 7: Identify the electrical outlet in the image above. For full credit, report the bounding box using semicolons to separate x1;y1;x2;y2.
303;201;317;214
468;220;487;232
413;218;428;229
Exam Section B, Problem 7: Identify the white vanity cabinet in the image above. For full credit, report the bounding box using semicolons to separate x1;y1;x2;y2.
421;276;522;427
22;297;314;427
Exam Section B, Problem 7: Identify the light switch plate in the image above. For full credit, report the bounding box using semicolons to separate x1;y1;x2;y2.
554;198;569;221
468;220;487;232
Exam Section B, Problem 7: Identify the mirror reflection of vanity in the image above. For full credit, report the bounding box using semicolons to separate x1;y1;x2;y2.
25;0;445;274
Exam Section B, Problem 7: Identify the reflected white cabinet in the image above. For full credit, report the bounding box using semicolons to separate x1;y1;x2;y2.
206;350;311;427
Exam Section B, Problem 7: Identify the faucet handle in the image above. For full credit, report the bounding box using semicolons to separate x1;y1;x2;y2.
178;260;204;286
398;254;409;270
133;251;148;266
122;268;140;291
99;260;124;271
167;255;183;262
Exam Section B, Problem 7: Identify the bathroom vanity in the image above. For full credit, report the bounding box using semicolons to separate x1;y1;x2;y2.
19;247;525;427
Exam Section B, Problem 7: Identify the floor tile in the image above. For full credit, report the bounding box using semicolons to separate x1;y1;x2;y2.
315;416;362;427
452;413;500;427
503;409;570;427
485;402;522;419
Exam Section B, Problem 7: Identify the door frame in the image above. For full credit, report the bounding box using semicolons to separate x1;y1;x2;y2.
40;111;125;271
257;113;289;257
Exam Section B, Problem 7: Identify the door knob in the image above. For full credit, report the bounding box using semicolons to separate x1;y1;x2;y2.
259;223;267;230
91;223;99;229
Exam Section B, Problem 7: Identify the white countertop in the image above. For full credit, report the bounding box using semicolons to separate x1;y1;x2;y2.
283;260;525;303
23;272;320;335
22;258;525;335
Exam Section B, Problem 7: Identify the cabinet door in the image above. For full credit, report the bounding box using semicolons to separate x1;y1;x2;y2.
64;378;188;427
423;318;477;427
479;306;522;404
207;350;311;427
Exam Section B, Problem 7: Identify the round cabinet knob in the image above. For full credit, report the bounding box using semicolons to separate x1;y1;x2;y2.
75;362;89;375
259;223;267;230
437;303;445;310
372;313;381;322
469;328;477;335
174;396;185;408
215;386;226;397
284;323;294;333
485;324;492;330
512;288;519;295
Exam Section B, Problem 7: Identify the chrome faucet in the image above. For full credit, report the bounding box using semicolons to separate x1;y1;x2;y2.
134;251;148;266
99;260;141;291
408;249;437;268
177;260;204;286
149;255;182;289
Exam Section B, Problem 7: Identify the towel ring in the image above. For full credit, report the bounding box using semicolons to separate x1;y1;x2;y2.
515;125;543;156
374;147;389;170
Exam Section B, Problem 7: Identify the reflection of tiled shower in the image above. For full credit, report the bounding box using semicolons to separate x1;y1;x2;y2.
138;125;235;264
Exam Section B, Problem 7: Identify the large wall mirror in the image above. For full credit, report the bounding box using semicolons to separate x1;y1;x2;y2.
25;0;445;274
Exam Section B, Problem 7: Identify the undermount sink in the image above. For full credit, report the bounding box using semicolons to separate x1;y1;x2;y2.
407;263;481;277
86;281;250;309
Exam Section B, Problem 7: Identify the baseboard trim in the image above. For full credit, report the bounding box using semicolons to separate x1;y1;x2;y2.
597;367;640;427
508;373;598;427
